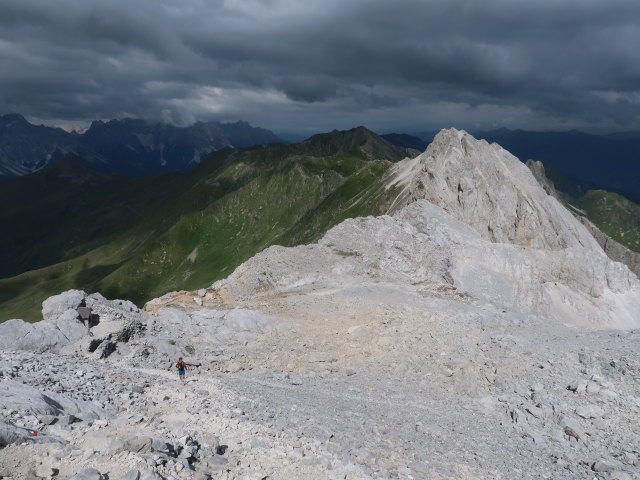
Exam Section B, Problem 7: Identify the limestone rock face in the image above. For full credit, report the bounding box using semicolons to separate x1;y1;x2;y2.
0;380;107;419
0;290;146;355
387;129;601;251
525;159;559;198
0;417;63;447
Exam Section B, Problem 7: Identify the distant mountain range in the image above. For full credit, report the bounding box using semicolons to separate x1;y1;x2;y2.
0;114;284;177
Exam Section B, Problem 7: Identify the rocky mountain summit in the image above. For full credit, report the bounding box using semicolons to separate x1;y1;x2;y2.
1;129;639;480
387;129;601;250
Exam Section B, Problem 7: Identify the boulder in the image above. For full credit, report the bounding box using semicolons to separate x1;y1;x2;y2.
0;317;89;354
138;469;164;480
42;290;86;321
123;436;154;453
592;460;616;472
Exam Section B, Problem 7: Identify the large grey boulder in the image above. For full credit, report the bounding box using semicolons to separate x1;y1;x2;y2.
0;290;144;356
0;316;89;353
0;289;91;353
42;290;86;321
72;468;105;480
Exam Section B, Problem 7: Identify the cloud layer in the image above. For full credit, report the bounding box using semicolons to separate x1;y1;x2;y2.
1;0;640;133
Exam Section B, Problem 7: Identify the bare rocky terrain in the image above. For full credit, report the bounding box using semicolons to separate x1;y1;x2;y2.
1;130;639;480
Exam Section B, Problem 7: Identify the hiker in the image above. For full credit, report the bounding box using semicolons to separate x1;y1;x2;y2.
176;357;187;380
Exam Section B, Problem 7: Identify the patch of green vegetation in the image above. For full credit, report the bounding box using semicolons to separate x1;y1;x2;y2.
531;160;640;255
282;160;397;245
168;339;177;346
184;345;195;355
570;190;640;253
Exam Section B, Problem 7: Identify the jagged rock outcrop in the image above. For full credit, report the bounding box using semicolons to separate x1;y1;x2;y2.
0;315;89;354
0;290;143;355
525;159;560;198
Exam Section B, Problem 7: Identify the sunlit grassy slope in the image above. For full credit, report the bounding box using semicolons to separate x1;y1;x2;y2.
0;128;410;322
570;190;640;252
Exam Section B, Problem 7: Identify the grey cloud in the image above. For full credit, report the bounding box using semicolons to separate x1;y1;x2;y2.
1;0;640;132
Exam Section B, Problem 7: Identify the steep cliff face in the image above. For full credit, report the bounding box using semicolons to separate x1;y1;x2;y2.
578;216;640;277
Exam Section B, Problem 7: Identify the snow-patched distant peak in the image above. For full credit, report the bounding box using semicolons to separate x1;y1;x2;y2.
387;128;602;252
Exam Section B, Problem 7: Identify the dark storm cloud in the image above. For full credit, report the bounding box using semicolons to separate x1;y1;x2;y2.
1;0;640;132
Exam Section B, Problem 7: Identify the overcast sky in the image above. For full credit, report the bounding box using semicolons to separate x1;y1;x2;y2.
1;0;640;135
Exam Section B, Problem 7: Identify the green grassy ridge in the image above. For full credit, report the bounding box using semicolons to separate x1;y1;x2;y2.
1;132;410;322
97;152;390;305
569;190;640;253
533;160;640;254
281;160;398;246
0;148;244;279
